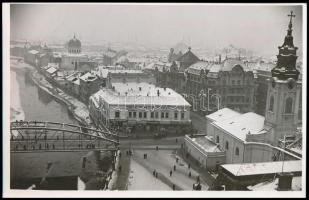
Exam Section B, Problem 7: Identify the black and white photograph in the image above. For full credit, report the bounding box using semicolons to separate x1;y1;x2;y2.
2;2;306;198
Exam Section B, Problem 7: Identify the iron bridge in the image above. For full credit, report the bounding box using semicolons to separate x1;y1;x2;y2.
10;121;119;153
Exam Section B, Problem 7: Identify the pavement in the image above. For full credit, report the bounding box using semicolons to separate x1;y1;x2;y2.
131;149;209;190
127;159;171;190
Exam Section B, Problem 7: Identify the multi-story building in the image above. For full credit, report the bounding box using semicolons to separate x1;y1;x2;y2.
89;82;191;133
184;12;302;168
185;58;257;113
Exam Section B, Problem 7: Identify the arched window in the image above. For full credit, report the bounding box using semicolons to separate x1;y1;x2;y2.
225;141;229;150
269;96;274;111
235;147;239;156
216;136;219;143
285;97;293;113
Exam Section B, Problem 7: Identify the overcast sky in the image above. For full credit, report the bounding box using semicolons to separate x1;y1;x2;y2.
10;3;303;55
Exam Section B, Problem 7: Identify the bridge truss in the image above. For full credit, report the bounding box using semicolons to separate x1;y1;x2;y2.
10;121;119;153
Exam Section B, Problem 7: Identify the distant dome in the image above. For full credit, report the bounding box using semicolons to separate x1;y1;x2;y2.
68;35;81;48
67;34;81;54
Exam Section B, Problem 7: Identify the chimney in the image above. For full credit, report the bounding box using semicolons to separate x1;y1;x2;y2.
219;54;221;64
277;172;293;191
157;89;160;97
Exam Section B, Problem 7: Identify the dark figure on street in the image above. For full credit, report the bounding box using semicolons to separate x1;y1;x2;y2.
197;175;200;183
173;165;176;171
176;157;179;163
189;171;191;177
188;164;191;169
156;146;158;151
170;170;172;177
119;152;121;158
172;184;176;190
155;172;158;178
153;170;156;176
176;138;178;143
119;165;122;172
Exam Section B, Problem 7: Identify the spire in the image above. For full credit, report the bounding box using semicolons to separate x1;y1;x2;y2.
271;11;299;81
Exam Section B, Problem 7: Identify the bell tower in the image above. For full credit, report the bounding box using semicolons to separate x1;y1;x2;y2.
264;11;301;146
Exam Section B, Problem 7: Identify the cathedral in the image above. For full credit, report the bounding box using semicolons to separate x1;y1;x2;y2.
185;11;302;166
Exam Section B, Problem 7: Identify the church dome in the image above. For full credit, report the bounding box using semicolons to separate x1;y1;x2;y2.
68;35;81;48
67;34;81;54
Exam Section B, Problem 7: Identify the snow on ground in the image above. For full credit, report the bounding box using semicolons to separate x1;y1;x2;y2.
127;159;171;190
132;150;209;190
77;176;86;190
10;70;25;122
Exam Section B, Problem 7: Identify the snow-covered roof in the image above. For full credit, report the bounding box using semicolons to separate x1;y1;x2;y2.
28;50;39;55
191;135;223;153
206;108;241;122
92;83;191;107
247;176;302;191
80;72;97;82
212;112;265;141
221;160;302;177
46;66;58;74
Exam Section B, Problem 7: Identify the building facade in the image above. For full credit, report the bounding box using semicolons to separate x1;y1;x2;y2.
185;58;257;113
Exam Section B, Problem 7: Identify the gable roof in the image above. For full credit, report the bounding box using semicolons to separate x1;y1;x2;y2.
177;49;200;63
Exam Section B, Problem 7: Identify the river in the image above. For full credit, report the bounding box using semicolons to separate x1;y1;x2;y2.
10;61;82;190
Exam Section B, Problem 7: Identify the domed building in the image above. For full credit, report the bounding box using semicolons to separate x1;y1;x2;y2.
67;34;81;54
60;34;89;71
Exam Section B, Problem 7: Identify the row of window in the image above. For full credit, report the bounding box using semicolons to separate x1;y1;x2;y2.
216;136;240;156
115;111;185;120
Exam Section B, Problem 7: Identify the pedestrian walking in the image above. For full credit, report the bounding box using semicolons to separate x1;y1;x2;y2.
188;164;191;169
170;170;172;177
119;152;121;158
156;146;158;151
176;138;178;143
155;172;158;178
153;170;156;176
176;157;179;163
172;184;175;190
173;165;176;171
189;171;191;177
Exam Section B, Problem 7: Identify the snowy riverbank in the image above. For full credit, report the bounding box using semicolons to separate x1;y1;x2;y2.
9;59;30;122
30;69;91;126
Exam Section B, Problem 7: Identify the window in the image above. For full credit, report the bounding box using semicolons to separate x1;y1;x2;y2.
115;111;120;118
269;96;274;112
129;112;132;118
235;147;239;156
155;112;159;118
151;112;154;118
285;97;293;113
161;112;165;118
174;112;178;119
225;141;229;150
139;112;143;118
216;136;219;143
165;112;169;118
237;80;241;85
144;112;147;118
232;80;235;85
133;112;137;118
181;112;185;119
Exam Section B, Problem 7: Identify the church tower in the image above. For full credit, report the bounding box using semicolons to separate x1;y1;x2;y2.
264;11;301;146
